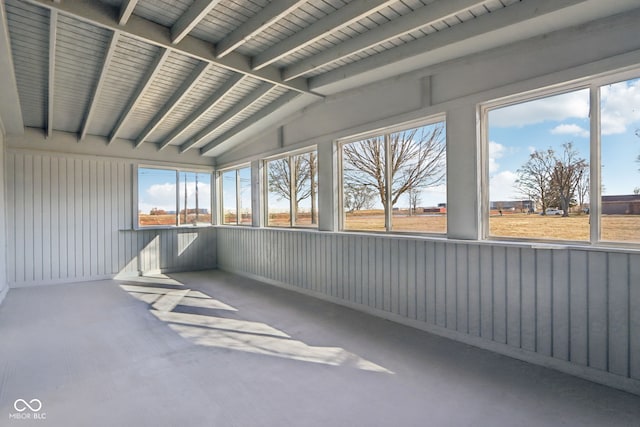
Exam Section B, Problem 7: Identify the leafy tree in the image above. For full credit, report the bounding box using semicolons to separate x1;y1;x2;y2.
342;124;446;212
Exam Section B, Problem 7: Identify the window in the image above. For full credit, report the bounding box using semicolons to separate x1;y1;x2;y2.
340;118;447;233
484;72;640;244
265;149;318;228
486;89;591;241
600;77;640;243
137;167;211;228
220;166;252;225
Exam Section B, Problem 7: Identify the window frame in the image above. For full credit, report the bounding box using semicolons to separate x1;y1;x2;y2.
134;164;213;230
263;146;319;229
337;114;448;235
479;67;640;247
217;163;252;226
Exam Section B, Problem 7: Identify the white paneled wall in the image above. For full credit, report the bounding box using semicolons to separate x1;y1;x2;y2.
0;130;7;302
5;149;216;287
217;227;640;395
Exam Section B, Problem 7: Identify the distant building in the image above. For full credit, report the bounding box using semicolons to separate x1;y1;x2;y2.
602;195;640;215
490;200;534;212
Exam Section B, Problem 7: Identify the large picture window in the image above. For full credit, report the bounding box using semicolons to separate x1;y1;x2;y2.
340;118;447;234
265;149;318;228
220;166;252;225
137;167;211;228
485;72;640;244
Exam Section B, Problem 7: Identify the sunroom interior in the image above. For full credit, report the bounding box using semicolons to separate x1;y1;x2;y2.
1;0;640;425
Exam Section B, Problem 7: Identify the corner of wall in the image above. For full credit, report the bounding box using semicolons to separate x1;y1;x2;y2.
0;124;8;303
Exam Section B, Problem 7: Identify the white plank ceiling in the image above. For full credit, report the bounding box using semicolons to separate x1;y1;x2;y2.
1;0;639;158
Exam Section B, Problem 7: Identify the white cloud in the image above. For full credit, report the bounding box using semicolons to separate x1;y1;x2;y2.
140;182;211;214
490;170;519;201
488;141;505;173
601;79;640;135
550;123;589;138
490;90;589;127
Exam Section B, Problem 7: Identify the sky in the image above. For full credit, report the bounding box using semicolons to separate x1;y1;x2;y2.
489;78;640;202
138;168;211;214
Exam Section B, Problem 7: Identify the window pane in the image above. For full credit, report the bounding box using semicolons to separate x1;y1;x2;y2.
390;122;447;233
488;89;590;241
238;167;252;225
222;170;237;225
600;77;640;242
293;152;318;227
342;136;386;231
179;172;211;226
138;168;176;227
266;158;291;227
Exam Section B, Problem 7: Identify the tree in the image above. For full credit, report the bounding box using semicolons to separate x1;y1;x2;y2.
516;143;588;217
550;143;588;217
408;188;422;215
342;124;446;212
267;153;318;224
576;171;590;212
516;148;556;215
344;182;375;212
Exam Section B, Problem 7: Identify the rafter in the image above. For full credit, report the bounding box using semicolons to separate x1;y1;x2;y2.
118;0;138;25
283;0;487;80
172;0;222;44
47;9;57;138
80;31;119;141
216;0;307;58
24;0;318;96
0;0;24;134
181;83;273;153
109;48;171;144
310;0;589;91
158;74;246;150
200;91;300;156
251;0;396;71
135;62;210;147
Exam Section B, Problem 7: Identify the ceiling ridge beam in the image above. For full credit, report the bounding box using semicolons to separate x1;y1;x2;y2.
216;0;308;58
109;48;171;144
251;0;397;71
23;0;319;97
118;0;139;25
0;0;25;135
171;0;222;44
310;0;589;91
79;31;120;141
135;61;210;147
47;9;57;138
283;0;488;81
200;91;300;156
182;83;273;153
157;73;246;150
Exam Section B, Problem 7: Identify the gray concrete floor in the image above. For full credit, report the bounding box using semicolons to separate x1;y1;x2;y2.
1;270;639;427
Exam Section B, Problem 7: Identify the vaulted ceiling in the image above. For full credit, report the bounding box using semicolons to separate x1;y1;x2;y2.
1;0;638;158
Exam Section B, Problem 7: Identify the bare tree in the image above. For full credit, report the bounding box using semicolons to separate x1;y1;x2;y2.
516;148;556;215
576;170;590;212
344;182;376;212
408;188;422;215
550;143;588;217
342;124;446;211
267;152;318;224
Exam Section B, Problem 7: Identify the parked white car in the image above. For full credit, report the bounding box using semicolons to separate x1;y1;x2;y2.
543;208;564;215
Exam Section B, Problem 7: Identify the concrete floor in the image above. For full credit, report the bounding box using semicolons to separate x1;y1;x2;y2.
1;270;639;427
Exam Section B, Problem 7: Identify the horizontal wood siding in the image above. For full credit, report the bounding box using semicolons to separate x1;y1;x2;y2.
216;227;640;393
5;150;216;287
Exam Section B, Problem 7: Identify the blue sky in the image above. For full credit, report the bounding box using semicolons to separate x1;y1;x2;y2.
489;78;640;202
138;168;211;214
